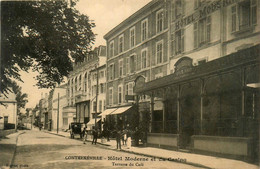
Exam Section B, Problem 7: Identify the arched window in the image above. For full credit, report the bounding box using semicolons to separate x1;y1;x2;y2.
79;75;82;91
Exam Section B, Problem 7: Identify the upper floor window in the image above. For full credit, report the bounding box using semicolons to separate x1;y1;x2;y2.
119;59;123;77
118;34;124;53
156;40;163;64
99;71;104;78
109;87;113;105
99;100;102;112
118;85;123;104
231;0;257;32
141;18;148;41
128;82;134;96
129;54;136;73
108;64;114;80
156;9;164;33
194;16;211;48
141;48;148;69
172;0;184;20
100;83;105;93
130;27;135;48
125;82;134;102
172;29;184;55
93;101;97;112
109;41;114;58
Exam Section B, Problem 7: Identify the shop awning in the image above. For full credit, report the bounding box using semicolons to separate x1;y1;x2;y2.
247;83;260;88
98;108;118;117
110;106;132;115
87;118;101;125
87;118;101;130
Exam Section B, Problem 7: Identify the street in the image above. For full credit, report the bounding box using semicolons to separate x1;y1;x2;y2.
12;130;200;169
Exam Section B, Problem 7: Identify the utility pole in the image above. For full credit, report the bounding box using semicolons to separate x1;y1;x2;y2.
95;65;99;128
57;93;60;134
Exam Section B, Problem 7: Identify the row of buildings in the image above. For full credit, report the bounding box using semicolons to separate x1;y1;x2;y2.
36;0;259;161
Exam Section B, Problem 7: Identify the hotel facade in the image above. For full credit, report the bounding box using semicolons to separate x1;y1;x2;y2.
105;0;259;161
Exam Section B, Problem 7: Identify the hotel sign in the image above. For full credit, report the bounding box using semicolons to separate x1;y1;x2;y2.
174;0;237;31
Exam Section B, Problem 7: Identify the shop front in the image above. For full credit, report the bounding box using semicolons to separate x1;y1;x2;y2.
134;45;259;160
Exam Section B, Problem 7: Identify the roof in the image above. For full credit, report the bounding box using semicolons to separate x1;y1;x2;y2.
103;0;158;39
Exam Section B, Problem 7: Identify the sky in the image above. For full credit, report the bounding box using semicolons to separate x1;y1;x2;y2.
18;0;152;110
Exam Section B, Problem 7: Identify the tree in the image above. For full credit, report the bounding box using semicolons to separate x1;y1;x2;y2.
10;81;28;114
1;1;95;94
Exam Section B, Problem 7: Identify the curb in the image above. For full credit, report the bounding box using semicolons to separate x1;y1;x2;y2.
44;131;211;169
10;131;25;166
119;149;211;169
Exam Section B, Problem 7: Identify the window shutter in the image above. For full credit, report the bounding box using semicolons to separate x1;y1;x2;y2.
171;32;176;56
107;67;110;81
163;41;167;63
112;64;115;80
231;5;237;32
171;1;175;22
151;47;156;66
194;22;198;48
181;29;184;53
182;0;185;16
137;54;141;71
134;54;137;71
147;51;150;67
251;0;257;25
123;58;126;75
206;16;211;43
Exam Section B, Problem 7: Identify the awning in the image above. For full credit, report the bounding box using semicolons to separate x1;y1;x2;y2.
98;108;118;117
110;106;132;115
247;83;260;88
87;118;101;130
87;118;101;125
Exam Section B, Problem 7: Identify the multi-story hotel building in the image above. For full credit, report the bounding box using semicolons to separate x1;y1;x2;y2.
67;45;106;129
133;0;259;161
103;0;171;130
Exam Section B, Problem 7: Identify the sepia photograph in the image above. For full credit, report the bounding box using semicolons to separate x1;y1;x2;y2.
0;0;259;168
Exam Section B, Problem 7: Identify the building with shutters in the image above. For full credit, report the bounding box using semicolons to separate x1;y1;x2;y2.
133;0;259;161
67;45;106;129
103;0;171;130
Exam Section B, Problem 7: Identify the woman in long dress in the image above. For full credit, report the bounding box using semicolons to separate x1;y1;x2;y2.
126;129;131;149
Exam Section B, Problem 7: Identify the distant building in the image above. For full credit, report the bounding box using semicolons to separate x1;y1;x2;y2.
67;45;106;129
0;90;17;130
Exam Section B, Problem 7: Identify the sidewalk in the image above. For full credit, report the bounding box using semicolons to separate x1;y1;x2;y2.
0;130;25;168
44;130;259;169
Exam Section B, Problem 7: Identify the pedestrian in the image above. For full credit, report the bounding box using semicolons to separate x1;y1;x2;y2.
116;128;122;150
83;125;88;144
126;128;132;149
107;129;110;141
134;127;140;146
92;128;98;145
122;128;127;145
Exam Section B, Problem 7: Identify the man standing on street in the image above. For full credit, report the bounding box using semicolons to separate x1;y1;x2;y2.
116;128;122;150
92;127;98;145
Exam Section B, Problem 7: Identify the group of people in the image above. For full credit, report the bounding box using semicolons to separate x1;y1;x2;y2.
82;125;140;150
82;125;99;145
115;128;132;150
